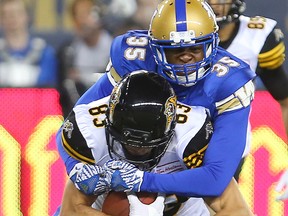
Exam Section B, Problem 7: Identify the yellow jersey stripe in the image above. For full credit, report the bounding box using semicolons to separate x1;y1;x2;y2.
258;42;285;60
183;144;208;168
259;54;285;69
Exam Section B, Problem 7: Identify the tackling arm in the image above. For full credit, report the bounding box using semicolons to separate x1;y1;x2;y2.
59;179;108;216
204;178;254;216
142;100;251;196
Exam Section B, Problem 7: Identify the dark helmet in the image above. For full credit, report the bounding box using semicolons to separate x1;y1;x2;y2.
105;70;177;170
207;0;246;26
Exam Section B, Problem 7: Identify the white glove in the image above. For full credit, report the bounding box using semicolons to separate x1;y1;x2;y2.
127;192;165;216
104;159;144;192
275;170;288;201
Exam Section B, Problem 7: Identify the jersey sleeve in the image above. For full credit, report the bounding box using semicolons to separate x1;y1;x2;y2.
109;30;157;83
256;26;288;100
258;26;285;70
60;111;95;164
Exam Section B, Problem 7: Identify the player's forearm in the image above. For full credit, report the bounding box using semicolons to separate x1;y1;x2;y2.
141;166;229;197
204;179;254;216
60;180;108;216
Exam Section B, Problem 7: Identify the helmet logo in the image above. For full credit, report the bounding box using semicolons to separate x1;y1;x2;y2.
63;120;74;139
108;86;121;123
164;95;177;133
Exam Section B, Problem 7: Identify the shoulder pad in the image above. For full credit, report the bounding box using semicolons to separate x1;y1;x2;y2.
61;111;95;164
110;30;157;80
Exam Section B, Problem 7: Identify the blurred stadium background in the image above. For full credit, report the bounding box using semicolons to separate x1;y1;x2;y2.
0;0;287;215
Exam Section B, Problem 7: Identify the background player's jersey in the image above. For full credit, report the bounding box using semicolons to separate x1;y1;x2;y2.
224;15;282;72
57;95;213;215
221;15;288;101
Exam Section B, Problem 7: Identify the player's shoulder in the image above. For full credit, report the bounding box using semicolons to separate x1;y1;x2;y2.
61;96;110;164
110;30;150;57
213;47;255;80
175;103;210;141
239;15;277;31
205;48;255;101
109;30;157;79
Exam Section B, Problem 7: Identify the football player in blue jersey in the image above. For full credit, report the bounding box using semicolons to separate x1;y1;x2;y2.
98;0;255;196
55;71;253;215
55;0;256;214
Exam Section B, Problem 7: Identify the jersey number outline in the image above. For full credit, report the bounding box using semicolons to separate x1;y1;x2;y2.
124;36;148;61
212;56;240;77
248;16;266;29
89;104;108;127
89;103;192;127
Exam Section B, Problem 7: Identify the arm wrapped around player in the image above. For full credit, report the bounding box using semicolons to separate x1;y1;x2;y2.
104;159;144;192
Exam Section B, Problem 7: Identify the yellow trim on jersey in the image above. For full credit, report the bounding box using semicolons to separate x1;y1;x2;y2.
217;98;242;114
258;42;285;59
183;144;208;168
216;81;255;114
259;54;285;69
258;42;285;69
61;131;95;164
109;67;121;83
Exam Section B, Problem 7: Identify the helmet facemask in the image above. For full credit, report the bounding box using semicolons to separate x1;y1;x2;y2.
150;33;218;87
105;119;174;171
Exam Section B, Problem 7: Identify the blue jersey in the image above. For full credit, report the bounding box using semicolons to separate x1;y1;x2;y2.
62;30;256;197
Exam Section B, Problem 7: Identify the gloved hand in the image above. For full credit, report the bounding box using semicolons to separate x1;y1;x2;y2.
127;192;165;216
275;170;288;201
72;163;111;195
104;159;144;192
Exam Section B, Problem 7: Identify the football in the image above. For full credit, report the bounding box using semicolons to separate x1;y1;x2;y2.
101;191;157;216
